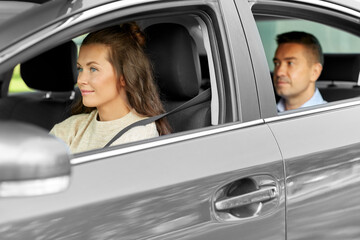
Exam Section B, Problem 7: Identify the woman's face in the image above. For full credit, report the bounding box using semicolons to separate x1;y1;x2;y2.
77;44;124;110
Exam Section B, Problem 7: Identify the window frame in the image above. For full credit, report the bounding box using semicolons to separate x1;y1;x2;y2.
0;0;251;158
249;0;360;118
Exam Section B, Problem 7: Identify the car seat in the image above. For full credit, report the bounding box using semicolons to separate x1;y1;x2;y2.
145;23;211;133
318;53;360;102
0;41;77;130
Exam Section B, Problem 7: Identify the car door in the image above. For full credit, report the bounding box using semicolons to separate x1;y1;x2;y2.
0;0;285;239
248;1;360;239
0;123;284;240
268;106;360;240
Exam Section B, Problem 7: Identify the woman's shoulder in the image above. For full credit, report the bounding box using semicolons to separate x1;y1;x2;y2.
120;122;159;142
112;111;159;145
50;111;97;135
58;111;95;126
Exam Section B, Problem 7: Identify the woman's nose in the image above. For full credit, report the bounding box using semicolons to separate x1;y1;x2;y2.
77;72;87;85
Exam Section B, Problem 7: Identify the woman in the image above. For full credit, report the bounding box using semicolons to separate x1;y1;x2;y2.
50;22;171;153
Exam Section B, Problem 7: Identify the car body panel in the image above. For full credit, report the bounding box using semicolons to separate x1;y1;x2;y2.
235;0;277;119
219;0;261;122
0;122;285;239
267;105;360;239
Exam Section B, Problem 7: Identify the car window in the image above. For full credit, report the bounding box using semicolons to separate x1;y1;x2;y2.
256;18;360;71
1;7;227;155
253;9;360;112
8;35;85;95
8;65;34;94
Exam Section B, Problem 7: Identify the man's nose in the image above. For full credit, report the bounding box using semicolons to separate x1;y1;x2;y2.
275;63;286;77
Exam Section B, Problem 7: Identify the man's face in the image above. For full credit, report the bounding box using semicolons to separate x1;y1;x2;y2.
273;43;318;101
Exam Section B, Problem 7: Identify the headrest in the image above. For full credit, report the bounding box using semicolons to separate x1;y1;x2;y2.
145;23;201;101
21;41;77;92
319;54;360;83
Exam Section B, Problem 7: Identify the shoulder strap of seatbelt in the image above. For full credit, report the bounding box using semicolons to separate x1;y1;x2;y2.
104;88;211;148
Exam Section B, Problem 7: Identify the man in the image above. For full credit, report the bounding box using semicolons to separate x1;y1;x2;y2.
273;31;326;112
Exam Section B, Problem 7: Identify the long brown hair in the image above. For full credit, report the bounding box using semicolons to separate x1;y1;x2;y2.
72;22;171;135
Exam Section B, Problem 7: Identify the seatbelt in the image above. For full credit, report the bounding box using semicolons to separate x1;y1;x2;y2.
104;88;211;148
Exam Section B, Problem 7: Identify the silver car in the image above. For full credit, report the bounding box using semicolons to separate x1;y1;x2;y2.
0;0;359;239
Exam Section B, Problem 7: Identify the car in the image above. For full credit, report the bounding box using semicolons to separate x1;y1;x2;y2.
0;0;359;239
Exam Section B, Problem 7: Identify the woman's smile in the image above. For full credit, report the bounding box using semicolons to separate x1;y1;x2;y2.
80;89;95;96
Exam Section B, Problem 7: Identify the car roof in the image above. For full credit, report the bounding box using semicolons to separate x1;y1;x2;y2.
0;0;155;53
0;0;69;52
0;1;38;25
0;0;56;23
324;0;360;11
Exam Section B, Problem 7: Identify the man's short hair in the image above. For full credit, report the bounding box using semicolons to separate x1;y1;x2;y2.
276;31;323;65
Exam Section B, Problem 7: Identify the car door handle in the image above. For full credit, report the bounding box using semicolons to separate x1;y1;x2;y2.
215;186;277;211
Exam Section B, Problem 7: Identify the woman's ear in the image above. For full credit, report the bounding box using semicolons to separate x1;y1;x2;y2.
311;62;323;82
119;75;126;87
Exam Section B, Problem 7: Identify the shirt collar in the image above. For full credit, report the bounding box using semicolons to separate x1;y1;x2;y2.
277;88;326;112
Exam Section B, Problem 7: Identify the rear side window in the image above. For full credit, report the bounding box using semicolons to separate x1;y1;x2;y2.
256;18;360;70
254;12;360;110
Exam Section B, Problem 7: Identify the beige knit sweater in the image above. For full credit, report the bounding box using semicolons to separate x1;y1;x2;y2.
50;109;158;153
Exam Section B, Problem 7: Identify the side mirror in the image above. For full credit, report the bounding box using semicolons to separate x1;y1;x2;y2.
0;121;71;197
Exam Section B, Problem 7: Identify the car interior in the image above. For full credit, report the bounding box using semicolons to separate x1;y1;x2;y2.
0;41;77;130
317;53;360;102
144;22;211;132
0;16;213;146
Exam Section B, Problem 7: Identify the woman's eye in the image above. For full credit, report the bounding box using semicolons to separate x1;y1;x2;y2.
77;67;83;72
90;67;97;72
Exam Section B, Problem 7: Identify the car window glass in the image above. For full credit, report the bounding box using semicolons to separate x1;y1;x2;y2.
8;65;34;94
7;36;86;95
256;18;360;70
3;12;220;155
254;16;360;112
68;18;214;154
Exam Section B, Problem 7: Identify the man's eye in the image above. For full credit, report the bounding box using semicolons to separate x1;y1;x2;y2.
288;61;294;66
90;67;97;72
274;62;280;67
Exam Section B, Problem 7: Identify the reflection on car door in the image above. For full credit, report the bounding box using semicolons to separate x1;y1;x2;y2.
268;105;360;239
0;122;285;240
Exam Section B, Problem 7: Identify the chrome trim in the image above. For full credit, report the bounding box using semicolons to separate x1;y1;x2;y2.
215;186;277;211
212;174;281;222
71;119;264;165
249;0;360;19
265;99;360;123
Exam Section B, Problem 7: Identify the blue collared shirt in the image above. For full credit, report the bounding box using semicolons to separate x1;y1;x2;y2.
277;88;327;112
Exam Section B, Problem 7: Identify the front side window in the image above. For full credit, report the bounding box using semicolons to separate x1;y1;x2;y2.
2;12;220;154
0;0;235;156
8;65;34;94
